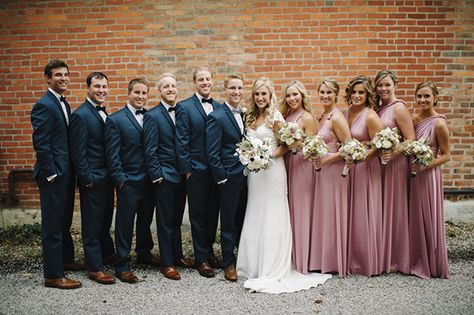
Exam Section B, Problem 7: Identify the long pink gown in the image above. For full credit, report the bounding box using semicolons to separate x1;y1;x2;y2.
284;109;315;274
346;108;383;276
377;100;410;274
409;114;450;279
309;108;349;276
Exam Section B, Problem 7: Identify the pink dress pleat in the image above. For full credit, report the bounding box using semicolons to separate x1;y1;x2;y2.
309;109;349;276
377;100;410;274
409;114;450;279
284;109;315;274
346;108;383;276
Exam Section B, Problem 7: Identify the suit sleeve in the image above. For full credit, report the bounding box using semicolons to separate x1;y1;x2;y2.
143;113;163;181
175;103;192;174
104;117;127;186
206;113;227;182
31;102;57;178
69;113;94;185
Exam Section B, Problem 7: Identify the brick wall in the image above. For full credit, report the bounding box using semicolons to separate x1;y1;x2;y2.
0;0;472;208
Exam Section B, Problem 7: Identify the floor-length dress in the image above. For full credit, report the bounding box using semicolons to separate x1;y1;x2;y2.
409;114;450;279
284;109;315;274
309;109;349;276
237;111;331;293
378;100;410;274
346;108;383;276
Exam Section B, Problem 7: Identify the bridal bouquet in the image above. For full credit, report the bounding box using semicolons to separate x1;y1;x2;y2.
302;135;329;171
278;122;304;154
338;139;368;177
370;127;400;166
403;138;434;177
236;136;272;174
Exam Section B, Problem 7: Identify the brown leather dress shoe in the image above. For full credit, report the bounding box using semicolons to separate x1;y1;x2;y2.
116;271;139;283
197;262;215;278
64;261;85;271
88;271;116;284
137;254;161;266
224;264;238;282
160;266;181;280
176;257;194;268
44;277;82;289
209;255;223;269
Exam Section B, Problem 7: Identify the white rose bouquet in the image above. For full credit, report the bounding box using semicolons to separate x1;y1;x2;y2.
302;135;329;171
278;122;304;154
370;127;400;166
338;139;368;177
236;136;273;175
403;138;434;177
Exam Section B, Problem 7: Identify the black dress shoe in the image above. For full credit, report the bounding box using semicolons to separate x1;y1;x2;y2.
137;254;160;266
197;262;215;278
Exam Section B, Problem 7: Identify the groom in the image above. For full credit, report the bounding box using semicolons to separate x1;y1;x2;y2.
206;74;247;281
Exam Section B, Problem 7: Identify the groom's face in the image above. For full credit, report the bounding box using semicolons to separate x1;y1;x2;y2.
225;78;243;107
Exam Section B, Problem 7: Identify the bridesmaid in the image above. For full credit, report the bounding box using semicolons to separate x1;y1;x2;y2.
344;76;384;276
280;80;317;274
309;79;351;276
409;82;450;279
374;70;415;274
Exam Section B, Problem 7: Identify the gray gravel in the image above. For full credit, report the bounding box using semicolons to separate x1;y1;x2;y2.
1;259;473;314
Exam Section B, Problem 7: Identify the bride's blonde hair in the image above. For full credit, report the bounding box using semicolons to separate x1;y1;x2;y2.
245;77;278;130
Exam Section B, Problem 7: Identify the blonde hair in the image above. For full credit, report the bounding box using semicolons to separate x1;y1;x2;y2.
344;75;376;108
374;70;398;110
279;80;312;118
157;72;176;89
318;79;340;103
224;73;244;88
415;81;439;106
192;66;212;82
245;77;278;130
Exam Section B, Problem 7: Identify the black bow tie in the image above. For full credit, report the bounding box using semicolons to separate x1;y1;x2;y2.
202;98;213;104
168;106;176;112
60;96;66;102
135;108;146;115
96;105;106;112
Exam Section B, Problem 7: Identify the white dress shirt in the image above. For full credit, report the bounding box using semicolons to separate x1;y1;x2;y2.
127;103;144;127
195;93;213;115
87;97;107;122
48;88;69;125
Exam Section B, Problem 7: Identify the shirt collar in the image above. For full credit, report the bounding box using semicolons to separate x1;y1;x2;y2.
87;97;99;107
161;100;175;110
48;88;63;102
126;103;142;114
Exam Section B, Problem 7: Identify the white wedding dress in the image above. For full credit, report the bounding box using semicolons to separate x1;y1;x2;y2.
236;111;331;294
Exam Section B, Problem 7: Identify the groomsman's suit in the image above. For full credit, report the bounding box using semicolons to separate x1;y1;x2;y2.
105;105;154;273
143;102;186;268
175;94;221;266
206;102;247;269
69;98;115;272
31;88;76;279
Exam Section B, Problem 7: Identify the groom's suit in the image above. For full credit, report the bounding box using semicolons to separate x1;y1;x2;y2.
206;102;247;268
175;94;221;264
69;99;115;272
143;102;186;267
31;89;76;278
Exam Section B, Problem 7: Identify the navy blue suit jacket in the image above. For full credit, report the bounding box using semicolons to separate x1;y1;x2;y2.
143;102;182;184
206;104;245;182
31;90;72;183
69;100;109;186
175;94;222;174
105;106;148;187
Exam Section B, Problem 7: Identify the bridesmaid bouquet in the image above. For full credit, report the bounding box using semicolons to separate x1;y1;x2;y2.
301;136;329;171
236;136;272;175
403;138;434;177
278;122;304;154
338;139;368;177
370;127;400;166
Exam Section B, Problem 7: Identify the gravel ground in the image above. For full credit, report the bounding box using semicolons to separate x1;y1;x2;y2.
1;222;473;314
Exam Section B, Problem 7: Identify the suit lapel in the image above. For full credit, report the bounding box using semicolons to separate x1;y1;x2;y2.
158;103;175;129
46;91;69;127
192;95;208;120
124;106;143;133
86;101;105;126
224;105;243;137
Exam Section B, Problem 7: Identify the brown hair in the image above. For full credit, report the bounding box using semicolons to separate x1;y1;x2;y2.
415;81;439;106
344;75;376;108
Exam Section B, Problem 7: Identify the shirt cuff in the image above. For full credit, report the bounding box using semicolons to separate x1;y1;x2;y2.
153;177;163;183
217;178;227;185
46;174;58;182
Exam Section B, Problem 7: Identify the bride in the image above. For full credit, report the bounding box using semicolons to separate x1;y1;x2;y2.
236;78;331;294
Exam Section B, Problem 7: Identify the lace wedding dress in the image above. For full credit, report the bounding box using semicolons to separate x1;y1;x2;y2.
236;111;331;293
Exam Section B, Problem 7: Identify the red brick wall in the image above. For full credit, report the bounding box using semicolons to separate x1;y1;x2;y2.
0;0;472;208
